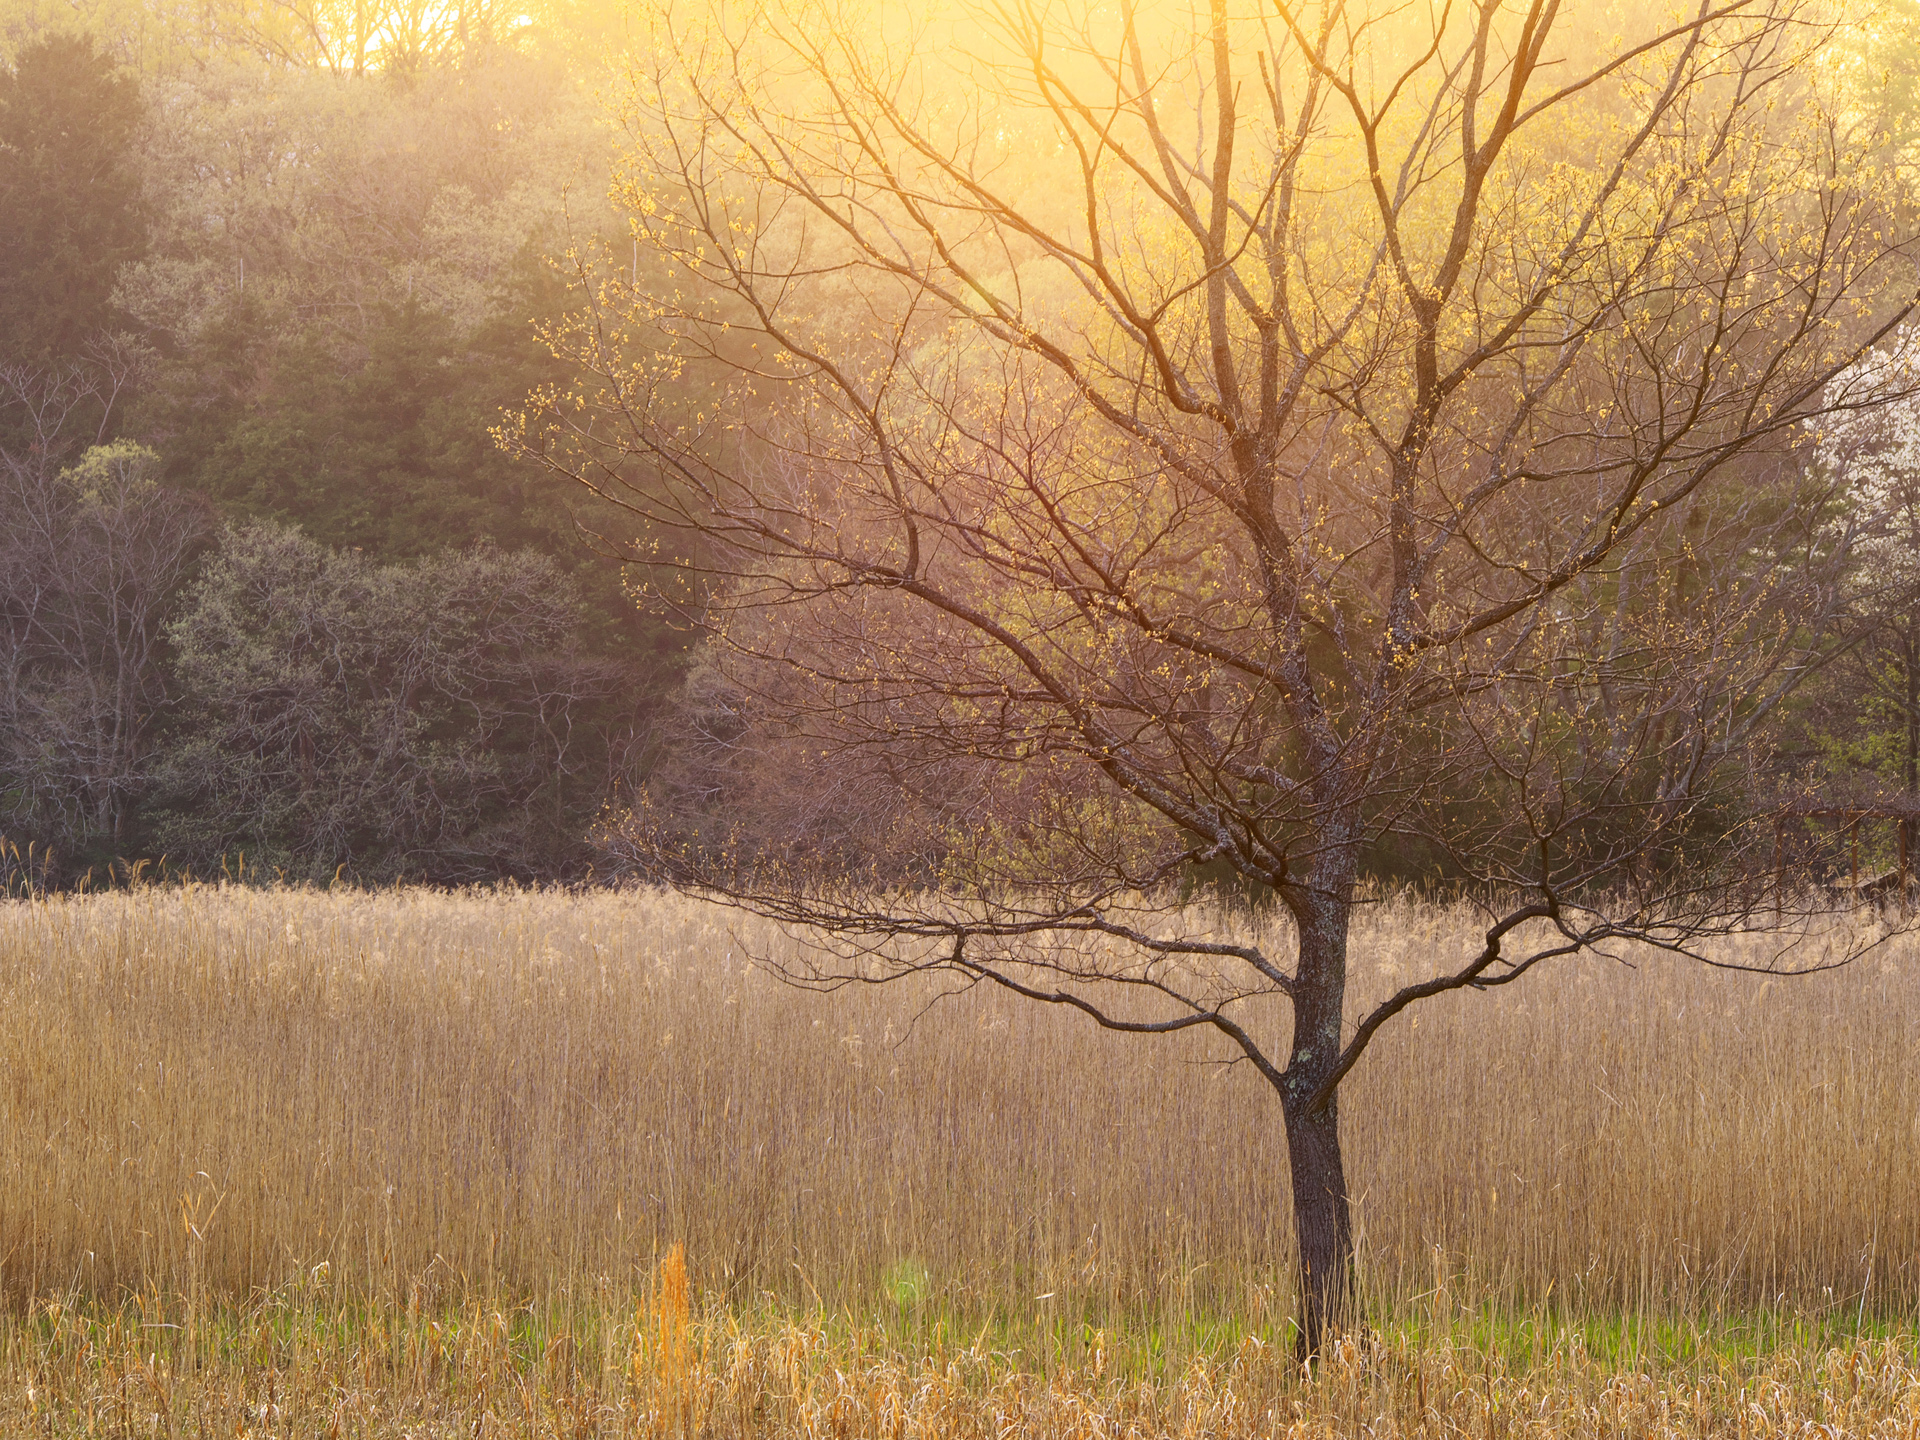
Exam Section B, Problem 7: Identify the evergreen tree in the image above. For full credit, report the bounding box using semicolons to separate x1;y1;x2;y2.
0;33;144;367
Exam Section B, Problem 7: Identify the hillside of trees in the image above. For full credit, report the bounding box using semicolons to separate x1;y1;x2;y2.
0;12;684;885
6;1;1920;891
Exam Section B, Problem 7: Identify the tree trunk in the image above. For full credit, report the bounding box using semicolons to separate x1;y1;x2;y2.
1279;882;1357;1361
1904;624;1917;795
1281;1086;1354;1360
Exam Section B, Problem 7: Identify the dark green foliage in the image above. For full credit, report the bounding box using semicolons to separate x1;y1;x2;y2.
0;34;145;367
140;269;686;676
149;523;642;883
150;270;573;560
0;47;695;885
0;9;730;888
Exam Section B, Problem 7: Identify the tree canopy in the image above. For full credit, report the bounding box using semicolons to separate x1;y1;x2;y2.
522;0;1920;1353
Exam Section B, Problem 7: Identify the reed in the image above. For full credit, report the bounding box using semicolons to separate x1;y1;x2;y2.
0;884;1912;1329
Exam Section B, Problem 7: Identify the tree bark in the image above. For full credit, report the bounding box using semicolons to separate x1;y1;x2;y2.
1280;1083;1354;1361
1278;882;1357;1361
1904;625;1917;795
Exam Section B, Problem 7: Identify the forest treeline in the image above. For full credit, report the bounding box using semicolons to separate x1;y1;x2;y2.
0;15;680;885
8;4;1920;889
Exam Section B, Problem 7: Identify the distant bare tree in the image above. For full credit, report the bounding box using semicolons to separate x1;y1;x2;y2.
0;420;208;868
1801;330;1920;809
520;0;1920;1353
0;342;148;456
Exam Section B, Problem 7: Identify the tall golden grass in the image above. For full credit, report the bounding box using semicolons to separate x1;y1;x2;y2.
0;884;1912;1325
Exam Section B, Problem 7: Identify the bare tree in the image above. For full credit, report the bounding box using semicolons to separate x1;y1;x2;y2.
0;422;208;867
517;0;1920;1354
1800;329;1920;812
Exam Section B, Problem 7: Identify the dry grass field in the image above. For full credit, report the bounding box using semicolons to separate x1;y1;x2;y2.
3;1294;1919;1438
0;884;1916;1435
